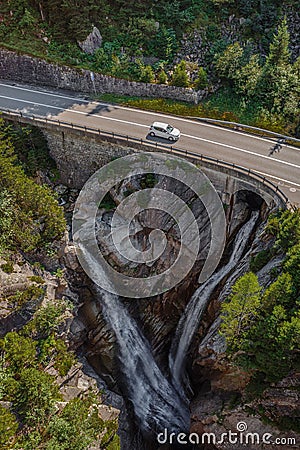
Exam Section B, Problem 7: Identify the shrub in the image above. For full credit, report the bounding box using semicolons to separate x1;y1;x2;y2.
157;69;168;84
7;285;44;308
171;60;190;87
1;262;14;274
194;67;208;90
249;249;273;272
29;275;45;284
139;65;155;83
13;368;61;426
0;405;18;449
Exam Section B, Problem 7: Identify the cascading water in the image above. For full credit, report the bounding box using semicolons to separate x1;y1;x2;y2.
96;288;190;436
169;211;259;388
78;210;258;445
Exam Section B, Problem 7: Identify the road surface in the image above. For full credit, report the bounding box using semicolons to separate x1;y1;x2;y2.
0;80;299;204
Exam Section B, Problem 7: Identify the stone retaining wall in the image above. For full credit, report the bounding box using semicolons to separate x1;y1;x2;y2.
0;48;205;103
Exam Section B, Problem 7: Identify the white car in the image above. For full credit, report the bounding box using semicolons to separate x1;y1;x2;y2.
149;122;180;141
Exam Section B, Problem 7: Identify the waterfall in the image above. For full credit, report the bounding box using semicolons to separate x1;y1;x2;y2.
169;211;259;388
95;289;190;436
75;237;190;436
76;210;258;441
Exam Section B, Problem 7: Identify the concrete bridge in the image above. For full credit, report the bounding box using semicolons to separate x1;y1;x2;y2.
1;109;289;216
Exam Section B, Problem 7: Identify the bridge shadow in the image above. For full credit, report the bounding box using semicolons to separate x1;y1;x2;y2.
8;82;116;119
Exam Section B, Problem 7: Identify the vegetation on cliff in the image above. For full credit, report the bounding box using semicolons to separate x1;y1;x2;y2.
0;303;119;449
220;209;300;386
0;122;119;449
0;119;65;255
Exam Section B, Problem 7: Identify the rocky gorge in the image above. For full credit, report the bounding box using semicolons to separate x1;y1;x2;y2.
54;168;299;449
0;127;299;449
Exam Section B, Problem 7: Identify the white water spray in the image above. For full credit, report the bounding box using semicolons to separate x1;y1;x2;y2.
169;212;259;388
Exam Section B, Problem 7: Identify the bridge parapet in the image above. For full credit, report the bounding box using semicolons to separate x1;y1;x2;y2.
1;109;289;210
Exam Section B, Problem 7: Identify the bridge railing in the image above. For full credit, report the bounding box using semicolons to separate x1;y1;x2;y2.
1;109;291;206
188;116;300;147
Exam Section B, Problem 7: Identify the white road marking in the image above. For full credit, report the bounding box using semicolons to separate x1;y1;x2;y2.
0;82;90;103
1;81;298;150
0;94;149;128
182;133;300;170
253;170;300;188
1;93;300;177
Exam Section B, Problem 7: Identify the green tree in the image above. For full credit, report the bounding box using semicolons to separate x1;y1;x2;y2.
0;120;66;252
171;60;190;87
266;17;291;67
239;303;300;381
0;332;37;373
214;42;244;82
235;54;262;97
19;8;36;30
284;244;300;292
194;67;208;90
266;209;300;251
45;396;116;450
220;272;262;351
261;272;294;312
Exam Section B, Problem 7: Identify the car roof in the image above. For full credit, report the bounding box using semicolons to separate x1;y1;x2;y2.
151;121;169;129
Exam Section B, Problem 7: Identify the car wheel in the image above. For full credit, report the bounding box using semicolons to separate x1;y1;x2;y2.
149;132;155;137
168;136;175;142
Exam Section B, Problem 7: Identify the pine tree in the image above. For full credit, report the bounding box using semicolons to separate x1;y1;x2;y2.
194;67;208;90
266;16;291;67
220;272;262;351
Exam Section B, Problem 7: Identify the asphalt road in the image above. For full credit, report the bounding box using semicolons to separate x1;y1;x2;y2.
0;80;299;204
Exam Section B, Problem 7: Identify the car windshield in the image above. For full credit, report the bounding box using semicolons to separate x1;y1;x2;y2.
166;125;174;132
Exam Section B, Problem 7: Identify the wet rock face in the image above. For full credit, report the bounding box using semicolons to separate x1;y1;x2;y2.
65;181;263;383
68;174;214;382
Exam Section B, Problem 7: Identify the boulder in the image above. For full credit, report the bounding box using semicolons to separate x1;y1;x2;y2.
78;27;102;55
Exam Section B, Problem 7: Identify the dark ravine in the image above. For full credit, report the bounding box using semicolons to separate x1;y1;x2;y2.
63;172;278;450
